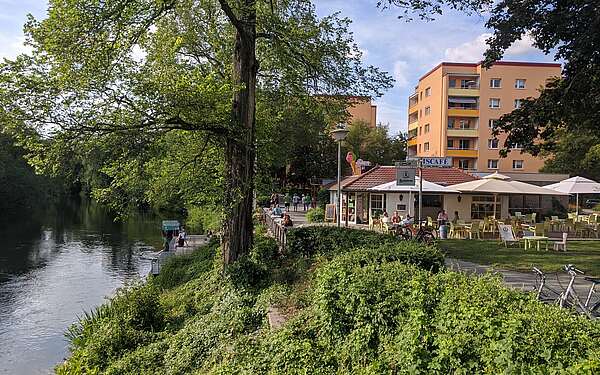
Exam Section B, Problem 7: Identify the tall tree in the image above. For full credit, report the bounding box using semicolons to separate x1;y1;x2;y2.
0;0;392;264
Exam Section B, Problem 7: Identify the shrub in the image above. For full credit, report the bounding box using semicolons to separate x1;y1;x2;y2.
153;240;218;290
306;207;325;223
286;226;399;257
185;205;221;234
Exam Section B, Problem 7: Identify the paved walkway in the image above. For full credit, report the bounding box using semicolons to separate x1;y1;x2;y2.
445;257;597;301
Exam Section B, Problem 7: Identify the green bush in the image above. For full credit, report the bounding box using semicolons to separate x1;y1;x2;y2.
185;205;221;234
154;239;218;290
306;207;325;223
286;226;398;257
594;203;600;212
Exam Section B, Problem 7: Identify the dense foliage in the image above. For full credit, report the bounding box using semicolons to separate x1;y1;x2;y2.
0;130;58;219
57;226;600;374
305;207;324;223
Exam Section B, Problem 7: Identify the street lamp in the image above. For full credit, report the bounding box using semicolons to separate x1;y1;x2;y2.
331;124;350;227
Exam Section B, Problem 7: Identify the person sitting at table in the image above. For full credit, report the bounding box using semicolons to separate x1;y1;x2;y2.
382;210;390;224
452;211;460;224
400;214;414;226
391;211;401;225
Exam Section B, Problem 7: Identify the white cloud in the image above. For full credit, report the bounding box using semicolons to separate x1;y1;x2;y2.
393;60;409;87
444;33;490;62
0;34;31;60
444;32;539;62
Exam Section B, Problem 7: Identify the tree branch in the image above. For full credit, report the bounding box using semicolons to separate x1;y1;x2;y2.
217;0;243;32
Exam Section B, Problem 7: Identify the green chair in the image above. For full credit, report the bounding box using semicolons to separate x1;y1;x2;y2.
467;221;482;239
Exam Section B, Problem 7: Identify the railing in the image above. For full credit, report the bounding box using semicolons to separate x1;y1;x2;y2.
262;208;287;251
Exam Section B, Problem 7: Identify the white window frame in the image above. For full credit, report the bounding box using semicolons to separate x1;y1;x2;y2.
459;120;470;129
425;106;431;116
424;142;430;151
488;139;499;149
490;78;502;88
513;160;524;169
424;124;430;133
370;194;384;217
515;79;526;89
458;139;470;150
488;119;498;128
514;99;522;109
425;87;431;97
488;159;499;169
458;159;470;169
489;98;501;108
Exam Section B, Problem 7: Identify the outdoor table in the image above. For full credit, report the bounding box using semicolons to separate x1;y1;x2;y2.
453;224;469;239
522;236;549;251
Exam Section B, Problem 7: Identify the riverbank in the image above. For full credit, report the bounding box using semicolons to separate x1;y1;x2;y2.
0;202;161;374
56;226;600;374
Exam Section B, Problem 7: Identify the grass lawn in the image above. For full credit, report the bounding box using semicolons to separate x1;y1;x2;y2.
439;239;600;277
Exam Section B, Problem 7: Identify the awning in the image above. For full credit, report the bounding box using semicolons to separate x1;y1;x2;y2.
370;176;459;194
448;97;478;104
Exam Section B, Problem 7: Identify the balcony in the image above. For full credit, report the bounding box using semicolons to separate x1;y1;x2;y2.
448;87;480;97
448;108;479;117
447;148;478;158
407;138;418;147
408;120;419;131
447;128;478;137
409;93;418;109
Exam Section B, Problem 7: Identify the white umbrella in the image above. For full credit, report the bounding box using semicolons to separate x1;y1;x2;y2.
370;176;459;193
451;173;567;218
545;176;600;216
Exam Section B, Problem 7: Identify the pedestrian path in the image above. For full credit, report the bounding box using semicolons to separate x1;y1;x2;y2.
445;257;595;299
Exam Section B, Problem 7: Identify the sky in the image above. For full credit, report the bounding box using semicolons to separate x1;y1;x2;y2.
0;0;558;135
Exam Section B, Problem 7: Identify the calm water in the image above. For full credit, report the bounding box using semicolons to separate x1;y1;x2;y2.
0;201;162;374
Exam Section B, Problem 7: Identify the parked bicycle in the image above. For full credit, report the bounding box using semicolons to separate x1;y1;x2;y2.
392;224;435;245
532;265;600;319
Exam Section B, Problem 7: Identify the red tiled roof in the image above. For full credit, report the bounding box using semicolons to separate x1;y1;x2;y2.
327;165;478;191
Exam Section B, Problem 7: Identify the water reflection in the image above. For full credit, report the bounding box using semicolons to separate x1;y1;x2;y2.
0;200;161;374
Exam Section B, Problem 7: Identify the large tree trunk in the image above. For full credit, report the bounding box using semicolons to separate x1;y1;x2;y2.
222;5;257;265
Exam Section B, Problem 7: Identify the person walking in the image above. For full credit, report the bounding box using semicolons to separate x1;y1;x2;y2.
303;194;310;211
292;193;300;212
311;194;317;209
284;193;291;211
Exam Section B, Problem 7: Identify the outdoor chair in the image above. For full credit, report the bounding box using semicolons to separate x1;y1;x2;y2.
575;222;592;238
515;212;522;218
553;232;568;252
551;215;559;221
531;223;545;237
531;213;537;223
498;224;521;248
382;221;391;234
449;222;456;239
467;221;481;239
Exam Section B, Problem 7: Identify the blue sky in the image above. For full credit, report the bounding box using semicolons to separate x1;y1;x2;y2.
0;0;558;135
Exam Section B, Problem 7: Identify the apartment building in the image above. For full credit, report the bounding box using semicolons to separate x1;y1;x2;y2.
347;96;377;127
406;61;561;173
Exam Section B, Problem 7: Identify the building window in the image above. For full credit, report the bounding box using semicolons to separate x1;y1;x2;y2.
425;87;431;97
471;195;501;219
424;142;430;151
513;160;524;169
418;144;421;152
459;120;470;129
425;106;431;116
449;79;456;88
420;92;422;100
511;143;522;149
447;139;454;148
489;119;498;128
370;194;383;216
424;124;430;133
489;98;501;108
488;139;499;149
515;79;526;89
514;99;522;109
458;159;470;169
460;79;473;89
419;126;422;135
490;78;501;88
459;139;470;149
488;159;499;169
448;118;455;129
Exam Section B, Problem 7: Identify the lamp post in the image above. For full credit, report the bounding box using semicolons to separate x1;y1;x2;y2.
331;124;350;227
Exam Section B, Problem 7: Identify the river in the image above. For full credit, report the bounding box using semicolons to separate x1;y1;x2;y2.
0;200;162;374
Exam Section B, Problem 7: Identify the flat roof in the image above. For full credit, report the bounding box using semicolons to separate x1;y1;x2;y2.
419;61;562;81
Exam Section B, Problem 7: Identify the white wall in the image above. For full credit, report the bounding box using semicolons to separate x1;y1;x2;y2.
384;192;413;217
444;194;472;220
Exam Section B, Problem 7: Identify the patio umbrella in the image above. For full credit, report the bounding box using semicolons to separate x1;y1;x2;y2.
450;173;567;218
545;176;600;216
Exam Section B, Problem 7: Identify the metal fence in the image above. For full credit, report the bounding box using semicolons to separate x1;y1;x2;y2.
262;208;287;251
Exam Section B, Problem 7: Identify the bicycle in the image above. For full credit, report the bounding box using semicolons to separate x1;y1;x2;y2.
532;267;562;302
557;264;600;319
393;224;435;245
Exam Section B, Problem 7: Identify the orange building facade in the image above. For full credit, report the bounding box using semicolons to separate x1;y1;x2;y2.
347;97;377;128
407;61;561;173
